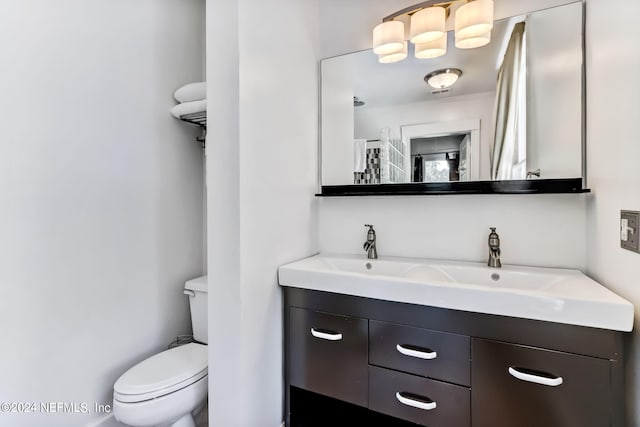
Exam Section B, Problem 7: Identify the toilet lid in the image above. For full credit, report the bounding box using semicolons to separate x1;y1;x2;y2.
114;343;207;403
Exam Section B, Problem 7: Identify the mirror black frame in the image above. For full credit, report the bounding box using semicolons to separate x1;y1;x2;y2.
318;178;588;196
317;1;588;197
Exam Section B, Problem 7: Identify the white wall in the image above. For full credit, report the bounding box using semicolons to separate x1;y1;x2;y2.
206;0;319;426
320;195;586;269
0;1;205;426
206;0;242;424
584;0;640;424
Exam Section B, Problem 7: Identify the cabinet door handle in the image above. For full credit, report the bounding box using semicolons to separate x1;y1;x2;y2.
395;392;437;411
396;344;437;360
310;328;343;341
508;367;563;387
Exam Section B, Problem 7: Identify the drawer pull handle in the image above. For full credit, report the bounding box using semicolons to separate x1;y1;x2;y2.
508;367;563;387
310;328;343;341
395;392;437;411
396;344;437;360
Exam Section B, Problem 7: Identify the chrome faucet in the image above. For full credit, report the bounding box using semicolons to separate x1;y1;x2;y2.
526;169;541;179
363;224;378;259
488;227;501;268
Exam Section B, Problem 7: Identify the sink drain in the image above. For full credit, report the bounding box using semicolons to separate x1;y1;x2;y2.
365;262;372;270
491;273;500;281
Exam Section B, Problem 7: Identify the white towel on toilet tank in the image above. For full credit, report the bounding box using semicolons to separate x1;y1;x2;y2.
354;139;367;173
174;82;207;103
170;99;207;119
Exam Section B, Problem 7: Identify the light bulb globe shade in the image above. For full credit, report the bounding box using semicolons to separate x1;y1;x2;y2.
415;34;447;59
378;42;408;63
410;7;446;44
425;68;462;89
373;21;405;55
455;31;491;49
455;0;494;40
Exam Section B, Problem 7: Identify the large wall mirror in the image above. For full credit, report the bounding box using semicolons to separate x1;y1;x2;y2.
320;1;586;195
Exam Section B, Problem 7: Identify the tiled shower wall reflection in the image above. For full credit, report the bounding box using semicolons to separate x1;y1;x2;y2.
354;147;381;184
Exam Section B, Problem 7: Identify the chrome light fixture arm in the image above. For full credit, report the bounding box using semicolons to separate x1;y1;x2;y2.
382;0;459;22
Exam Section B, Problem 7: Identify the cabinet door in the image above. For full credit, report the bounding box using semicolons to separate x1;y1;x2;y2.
370;320;470;386
472;338;612;427
289;307;368;407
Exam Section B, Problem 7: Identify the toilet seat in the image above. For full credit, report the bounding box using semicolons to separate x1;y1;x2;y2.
114;343;207;403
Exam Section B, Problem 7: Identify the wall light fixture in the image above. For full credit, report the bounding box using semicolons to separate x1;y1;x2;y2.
372;0;494;63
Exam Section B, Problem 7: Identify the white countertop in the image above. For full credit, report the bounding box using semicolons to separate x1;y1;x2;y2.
278;254;634;332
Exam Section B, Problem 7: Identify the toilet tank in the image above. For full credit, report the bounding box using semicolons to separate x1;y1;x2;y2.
184;275;208;344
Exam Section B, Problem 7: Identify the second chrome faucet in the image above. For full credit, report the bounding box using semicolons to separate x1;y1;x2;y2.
363;224;377;259
488;227;501;268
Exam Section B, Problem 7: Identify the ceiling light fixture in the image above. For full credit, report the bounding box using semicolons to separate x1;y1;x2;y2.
378;41;408;64
372;20;405;55
424;68;462;89
415;33;447;59
455;0;494;48
456;30;491;49
410;7;446;44
372;0;493;63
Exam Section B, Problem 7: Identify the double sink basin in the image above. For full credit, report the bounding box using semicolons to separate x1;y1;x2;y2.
278;254;634;332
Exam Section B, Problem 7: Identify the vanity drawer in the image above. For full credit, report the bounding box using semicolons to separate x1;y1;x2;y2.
369;365;470;427
289;307;368;407
472;338;612;427
369;320;470;386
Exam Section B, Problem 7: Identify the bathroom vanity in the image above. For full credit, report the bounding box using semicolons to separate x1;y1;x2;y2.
279;255;632;427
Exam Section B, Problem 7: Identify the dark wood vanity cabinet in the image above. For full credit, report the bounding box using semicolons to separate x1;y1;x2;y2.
472;339;612;427
369;365;471;426
284;288;626;427
369;320;471;386
289;307;368;407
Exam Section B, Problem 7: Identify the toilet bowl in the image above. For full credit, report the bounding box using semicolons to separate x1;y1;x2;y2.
114;276;208;427
113;343;207;427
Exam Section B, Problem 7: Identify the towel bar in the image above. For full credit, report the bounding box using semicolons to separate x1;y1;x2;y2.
180;111;206;127
179;112;207;148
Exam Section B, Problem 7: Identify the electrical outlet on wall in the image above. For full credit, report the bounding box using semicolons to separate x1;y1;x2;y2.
621;210;640;253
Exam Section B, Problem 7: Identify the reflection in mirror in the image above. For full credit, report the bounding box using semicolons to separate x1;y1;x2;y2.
402;119;480;182
492;21;526;180
320;1;583;188
412;134;466;183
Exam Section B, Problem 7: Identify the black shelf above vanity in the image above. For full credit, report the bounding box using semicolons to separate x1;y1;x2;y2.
317;178;589;197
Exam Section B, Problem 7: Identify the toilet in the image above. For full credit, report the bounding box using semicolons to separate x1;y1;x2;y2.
113;276;208;427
